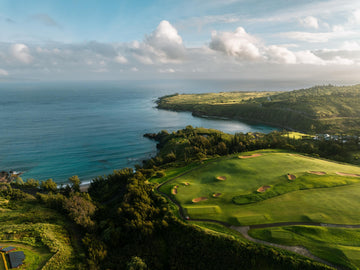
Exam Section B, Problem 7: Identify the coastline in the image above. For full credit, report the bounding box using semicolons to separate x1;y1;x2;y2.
156;103;293;133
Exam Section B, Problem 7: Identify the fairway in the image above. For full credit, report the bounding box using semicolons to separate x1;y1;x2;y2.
161;150;360;225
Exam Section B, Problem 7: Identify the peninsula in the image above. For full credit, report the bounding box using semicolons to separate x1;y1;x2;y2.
157;84;360;135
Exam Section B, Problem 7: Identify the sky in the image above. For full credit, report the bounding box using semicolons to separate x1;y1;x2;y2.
1;0;360;83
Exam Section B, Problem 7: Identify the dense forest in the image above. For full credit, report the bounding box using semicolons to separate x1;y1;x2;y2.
2;126;355;269
157;85;360;135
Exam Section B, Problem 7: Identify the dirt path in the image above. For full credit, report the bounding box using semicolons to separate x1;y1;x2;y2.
231;226;340;269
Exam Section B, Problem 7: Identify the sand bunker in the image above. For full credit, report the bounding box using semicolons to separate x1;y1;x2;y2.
212;193;222;197
171;185;179;195
184;182;190;186
216;176;226;181
336;172;360;177
257;185;271;192
192;197;208;203
287;174;296;180
309;171;327;175
238;153;262;159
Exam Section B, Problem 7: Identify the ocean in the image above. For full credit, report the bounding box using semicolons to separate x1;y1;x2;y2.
0;79;305;184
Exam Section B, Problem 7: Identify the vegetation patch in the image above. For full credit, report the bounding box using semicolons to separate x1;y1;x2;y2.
0;193;82;270
249;226;360;270
157;84;360;135
185;205;222;216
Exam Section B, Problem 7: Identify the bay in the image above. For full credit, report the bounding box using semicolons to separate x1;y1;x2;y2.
0;79;299;184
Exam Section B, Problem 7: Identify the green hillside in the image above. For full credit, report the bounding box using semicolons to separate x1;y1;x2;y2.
0;189;84;269
157;84;360;135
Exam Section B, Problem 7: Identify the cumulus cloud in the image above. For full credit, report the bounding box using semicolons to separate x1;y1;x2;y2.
10;44;33;63
300;16;319;29
265;46;325;65
265;45;297;64
1;21;360;82
115;55;128;64
144;20;186;62
209;27;261;60
127;20;186;65
294;50;325;65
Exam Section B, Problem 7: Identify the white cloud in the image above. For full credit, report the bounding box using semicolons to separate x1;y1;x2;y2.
265;46;325;65
280;29;355;43
328;56;354;65
158;68;175;73
294;50;325;65
115;55;128;64
1;20;360;82
265;45;296;64
340;41;360;51
349;9;360;25
143;20;185;62
0;69;8;76
10;44;33;63
300;16;319;29
209;27;261;60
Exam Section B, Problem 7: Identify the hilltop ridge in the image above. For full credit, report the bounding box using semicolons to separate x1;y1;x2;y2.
157;84;360;135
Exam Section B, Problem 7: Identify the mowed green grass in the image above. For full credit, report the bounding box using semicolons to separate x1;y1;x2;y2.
249;226;360;270
160;150;360;225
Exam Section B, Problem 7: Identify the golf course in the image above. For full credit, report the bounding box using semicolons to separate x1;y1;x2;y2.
159;149;360;268
160;149;360;225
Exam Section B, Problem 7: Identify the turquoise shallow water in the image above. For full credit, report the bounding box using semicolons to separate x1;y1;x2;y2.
0;80;282;184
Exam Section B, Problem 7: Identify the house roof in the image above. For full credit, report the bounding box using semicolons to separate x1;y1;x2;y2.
9;251;25;268
1;246;16;252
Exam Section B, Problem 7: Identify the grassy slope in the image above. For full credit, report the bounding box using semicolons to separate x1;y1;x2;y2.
0;196;82;269
160;150;360;225
157;85;360;135
249;226;360;270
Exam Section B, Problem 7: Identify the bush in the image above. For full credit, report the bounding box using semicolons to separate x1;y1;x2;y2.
41;179;57;192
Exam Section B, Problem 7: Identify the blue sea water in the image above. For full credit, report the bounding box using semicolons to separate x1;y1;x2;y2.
0;80;295;184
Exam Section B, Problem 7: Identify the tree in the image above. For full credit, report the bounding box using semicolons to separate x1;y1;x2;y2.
63;195;96;229
69;175;81;192
14;176;24;186
82;234;107;270
41;178;57;192
24;178;40;188
126;256;147;270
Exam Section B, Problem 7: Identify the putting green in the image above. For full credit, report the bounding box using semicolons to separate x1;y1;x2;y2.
161;150;360;225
